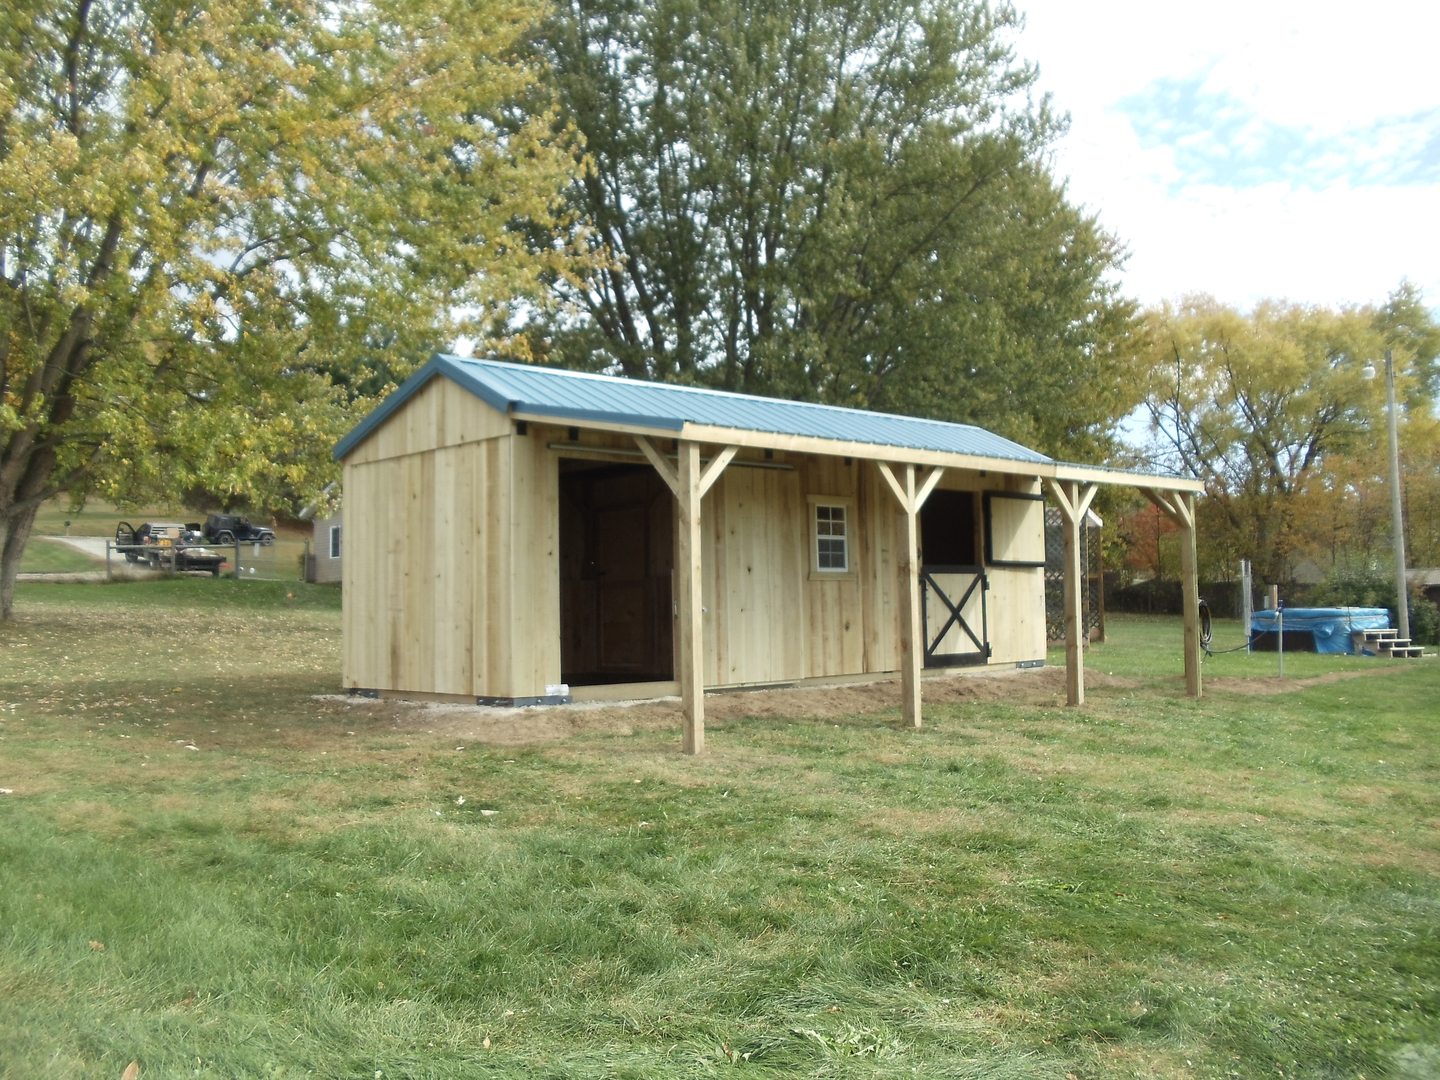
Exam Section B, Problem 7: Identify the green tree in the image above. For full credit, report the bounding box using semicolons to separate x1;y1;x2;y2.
0;0;583;617
525;0;1136;458
1373;280;1440;400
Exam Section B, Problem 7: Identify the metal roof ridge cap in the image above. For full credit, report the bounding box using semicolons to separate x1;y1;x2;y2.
432;354;518;416
448;355;1010;437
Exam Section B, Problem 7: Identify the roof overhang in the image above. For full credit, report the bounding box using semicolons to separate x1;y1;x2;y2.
509;408;1200;493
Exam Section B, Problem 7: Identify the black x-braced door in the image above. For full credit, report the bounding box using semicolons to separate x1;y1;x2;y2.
921;565;989;667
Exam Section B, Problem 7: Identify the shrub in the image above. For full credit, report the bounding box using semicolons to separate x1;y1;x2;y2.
1409;584;1440;646
1307;564;1439;645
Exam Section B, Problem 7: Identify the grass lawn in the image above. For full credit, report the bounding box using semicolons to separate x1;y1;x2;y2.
31;498;178;539
1;583;1437;1079
28;497;311;581
17;537;106;574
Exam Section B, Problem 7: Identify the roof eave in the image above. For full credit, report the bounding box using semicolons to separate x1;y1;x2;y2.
1050;461;1204;493
516;414;1200;491
334;354;516;460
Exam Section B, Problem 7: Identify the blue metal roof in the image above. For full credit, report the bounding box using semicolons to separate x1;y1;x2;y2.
334;354;1054;465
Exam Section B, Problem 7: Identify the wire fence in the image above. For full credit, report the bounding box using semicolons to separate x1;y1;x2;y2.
102;538;291;581
232;539;285;580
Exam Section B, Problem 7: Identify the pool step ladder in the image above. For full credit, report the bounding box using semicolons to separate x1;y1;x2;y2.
1351;627;1428;659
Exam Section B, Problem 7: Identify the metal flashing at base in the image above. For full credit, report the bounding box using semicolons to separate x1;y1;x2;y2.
476;695;574;707
708;682;794;694
346;688;573;707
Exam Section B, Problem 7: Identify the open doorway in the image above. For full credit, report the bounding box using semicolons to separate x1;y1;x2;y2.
559;461;674;685
920;488;978;566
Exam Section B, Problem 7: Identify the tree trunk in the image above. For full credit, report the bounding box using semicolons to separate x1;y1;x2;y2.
1;505;38;620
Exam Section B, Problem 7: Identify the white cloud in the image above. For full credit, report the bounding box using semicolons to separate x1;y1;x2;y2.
1014;0;1440;309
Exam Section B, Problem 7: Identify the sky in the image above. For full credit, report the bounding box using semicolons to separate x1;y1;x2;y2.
1012;0;1440;312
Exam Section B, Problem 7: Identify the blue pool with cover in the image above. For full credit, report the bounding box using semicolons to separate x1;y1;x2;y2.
1249;607;1390;654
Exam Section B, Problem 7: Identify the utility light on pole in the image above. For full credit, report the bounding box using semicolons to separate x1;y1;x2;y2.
1361;349;1410;640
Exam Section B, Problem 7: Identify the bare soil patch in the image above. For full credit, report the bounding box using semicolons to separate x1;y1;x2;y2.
324;666;1148;745
319;662;1408;746
1204;666;1411;695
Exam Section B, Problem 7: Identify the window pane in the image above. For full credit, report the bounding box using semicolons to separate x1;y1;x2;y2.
815;503;848;571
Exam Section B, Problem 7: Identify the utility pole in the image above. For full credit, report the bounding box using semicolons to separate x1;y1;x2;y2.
1240;559;1253;652
1364;349;1410;640
1383;351;1411;639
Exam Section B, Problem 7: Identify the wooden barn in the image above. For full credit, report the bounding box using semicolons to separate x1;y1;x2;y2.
333;356;1204;753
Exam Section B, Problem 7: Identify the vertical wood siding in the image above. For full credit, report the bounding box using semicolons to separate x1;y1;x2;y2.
342;386;1046;696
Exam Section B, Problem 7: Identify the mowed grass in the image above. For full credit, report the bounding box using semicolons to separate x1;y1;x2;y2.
27;496;311;580
1;583;1438;1079
17;538;105;574
1077;613;1396;682
30;499;179;540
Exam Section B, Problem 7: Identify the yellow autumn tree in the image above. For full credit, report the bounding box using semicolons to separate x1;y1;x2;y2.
0;0;585;616
1136;292;1437;585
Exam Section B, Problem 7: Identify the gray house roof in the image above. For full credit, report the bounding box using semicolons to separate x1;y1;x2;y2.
334;354;1053;465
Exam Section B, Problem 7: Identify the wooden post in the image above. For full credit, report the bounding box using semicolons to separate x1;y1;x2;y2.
1062;482;1084;705
1047;479;1098;707
635;436;736;755
676;440;704;754
875;462;945;729
1141;486;1202;700
896;465;922;728
1178;491;1201;698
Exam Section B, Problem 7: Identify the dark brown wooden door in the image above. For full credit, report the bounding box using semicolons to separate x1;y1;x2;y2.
596;508;650;669
559;463;674;684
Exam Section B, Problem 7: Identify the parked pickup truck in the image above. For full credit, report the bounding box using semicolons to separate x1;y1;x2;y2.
203;514;276;546
114;522;228;576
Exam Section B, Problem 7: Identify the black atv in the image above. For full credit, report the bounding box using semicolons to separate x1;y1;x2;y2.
203;513;276;546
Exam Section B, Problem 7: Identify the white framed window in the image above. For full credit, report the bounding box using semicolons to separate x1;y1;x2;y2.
816;504;848;569
329;524;342;559
807;495;857;580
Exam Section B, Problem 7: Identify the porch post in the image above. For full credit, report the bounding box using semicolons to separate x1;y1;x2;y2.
875;461;945;730
1178;491;1201;698
676;440;705;754
634;436;736;754
896;465;923;729
1141;486;1203;700
1047;478;1098;707
1063;482;1084;705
